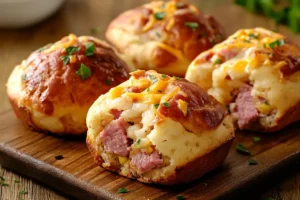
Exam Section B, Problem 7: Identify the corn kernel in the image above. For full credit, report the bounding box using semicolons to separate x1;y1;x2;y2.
257;103;272;115
118;156;128;165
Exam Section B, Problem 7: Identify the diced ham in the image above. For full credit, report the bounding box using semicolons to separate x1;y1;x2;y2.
110;109;122;119
131;151;163;173
230;85;258;129
100;117;129;157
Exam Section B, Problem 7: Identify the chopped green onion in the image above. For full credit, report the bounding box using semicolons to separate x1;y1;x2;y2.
163;102;170;107
154;12;165;20
76;64;92;80
268;39;285;49
248;158;258;165
85;43;95;56
184;22;199;31
236;144;251;155
117;187;129;194
253;137;261;142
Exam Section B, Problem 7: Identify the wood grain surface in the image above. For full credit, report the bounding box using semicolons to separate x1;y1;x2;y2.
0;0;300;199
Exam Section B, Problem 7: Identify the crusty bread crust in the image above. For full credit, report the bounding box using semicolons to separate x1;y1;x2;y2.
6;35;130;135
105;0;225;76
86;133;233;185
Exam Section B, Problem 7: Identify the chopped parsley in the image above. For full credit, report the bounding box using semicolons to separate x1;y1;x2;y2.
163;102;170;107
66;46;80;55
90;27;100;34
244;39;250;43
76;64;92;80
248;158;258;165
263;43;267;48
55;155;64;160
184;22;199;31
117;187;129;194
161;74;166;78
0;176;4;181
146;88;150;92
85;43;95;56
136;139;141;145
176;2;185;8
214;59;222;64
176;195;185;200
61;46;80;65
173;76;180;80
154;104;160;109
154;12;165;20
105;79;112;85
249;33;259;39
0;182;9;187
19;190;28;195
14;180;20;183
253;137;261;142
235;144;251;155
269;39;285;49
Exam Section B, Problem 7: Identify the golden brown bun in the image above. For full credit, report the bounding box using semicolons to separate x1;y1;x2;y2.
86;70;234;184
6;34;130;135
106;0;225;76
186;27;300;132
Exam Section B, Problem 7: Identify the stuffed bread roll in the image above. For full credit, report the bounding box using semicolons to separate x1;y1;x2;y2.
6;34;130;135
105;0;225;77
186;27;300;132
86;70;234;185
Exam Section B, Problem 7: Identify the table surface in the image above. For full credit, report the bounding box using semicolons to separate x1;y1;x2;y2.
0;0;299;199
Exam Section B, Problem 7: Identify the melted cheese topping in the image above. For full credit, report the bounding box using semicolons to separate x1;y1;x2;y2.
142;1;196;32
186;27;300;125
109;70;187;105
44;34;78;54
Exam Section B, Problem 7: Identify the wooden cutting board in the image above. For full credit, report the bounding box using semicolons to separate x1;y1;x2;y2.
0;110;299;200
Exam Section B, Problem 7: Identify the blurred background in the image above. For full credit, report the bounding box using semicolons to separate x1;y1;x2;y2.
0;0;300;199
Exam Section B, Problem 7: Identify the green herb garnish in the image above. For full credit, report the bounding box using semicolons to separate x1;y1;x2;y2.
176;195;185;200
90;27;100;34
136;139;141;145
14;180;20;183
249;33;259;39
173;76;180;80
235;144;251;155
269;39;285;49
105;79;112;85
154;12;165;20
163;102;170;107
66;46;80;55
184;22;199;31
161;74;166;78
76;64;92;80
0;176;5;181
146;88;150;92
156;32;161;38
85;43;95;56
117;187;129;194
248;158;258;165
19;190;28;195
154;104;160;109
214;59;222;64
253;137;261;142
263;43;267;48
61;46;80;65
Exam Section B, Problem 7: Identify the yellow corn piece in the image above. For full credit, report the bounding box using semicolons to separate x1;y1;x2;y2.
118;156;128;165
177;99;188;116
257;103;272;115
146;146;153;153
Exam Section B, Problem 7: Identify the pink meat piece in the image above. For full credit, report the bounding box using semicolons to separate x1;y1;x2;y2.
110;109;122;119
131;151;163;173
230;85;258;129
100;117;129;157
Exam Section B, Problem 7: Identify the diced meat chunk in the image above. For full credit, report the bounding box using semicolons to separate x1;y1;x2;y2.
110;109;123;119
100;117;129;157
230;85;258;129
131;151;163;173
